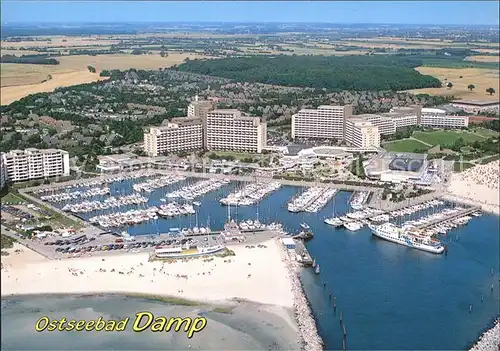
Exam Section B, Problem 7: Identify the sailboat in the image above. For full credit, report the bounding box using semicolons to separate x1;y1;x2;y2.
312;258;316;268
324;198;343;227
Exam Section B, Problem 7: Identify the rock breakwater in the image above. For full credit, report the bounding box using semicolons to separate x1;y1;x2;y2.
283;245;323;351
469;318;500;351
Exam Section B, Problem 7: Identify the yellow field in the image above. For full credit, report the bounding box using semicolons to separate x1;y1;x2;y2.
407;67;500;101
1;71;108;105
1;36;119;48
0;53;209;105
465;55;500;63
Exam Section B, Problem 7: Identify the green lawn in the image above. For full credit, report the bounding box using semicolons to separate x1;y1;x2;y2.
478;154;500;164
1;192;26;205
471;127;500;139
382;139;429;153
412;131;484;146
453;161;475;172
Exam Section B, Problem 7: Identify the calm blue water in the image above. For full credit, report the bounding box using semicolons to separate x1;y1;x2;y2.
41;179;500;349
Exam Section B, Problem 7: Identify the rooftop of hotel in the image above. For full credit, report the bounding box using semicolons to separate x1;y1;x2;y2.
451;100;500;106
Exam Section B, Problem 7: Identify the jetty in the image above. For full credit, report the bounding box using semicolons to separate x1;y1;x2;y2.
414;205;481;230
294;240;314;266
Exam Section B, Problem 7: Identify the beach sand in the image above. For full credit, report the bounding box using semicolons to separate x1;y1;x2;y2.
1;239;295;308
446;161;500;215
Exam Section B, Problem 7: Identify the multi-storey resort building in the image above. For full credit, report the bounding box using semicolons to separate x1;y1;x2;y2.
143;117;203;157
344;118;381;148
205;109;267;153
0;157;7;189
357;114;397;136
291;105;353;141
187;96;217;148
1;148;70;182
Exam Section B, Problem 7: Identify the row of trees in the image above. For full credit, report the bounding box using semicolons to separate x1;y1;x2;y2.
446;82;496;95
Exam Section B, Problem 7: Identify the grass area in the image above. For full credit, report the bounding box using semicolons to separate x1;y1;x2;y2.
478;154;500;164
212;306;235;314
412;131;484;146
209;151;266;161
382;139;429;152
1;234;17;250
471;127;500;138
453;161;475;172
123;293;202;306
1;192;26;205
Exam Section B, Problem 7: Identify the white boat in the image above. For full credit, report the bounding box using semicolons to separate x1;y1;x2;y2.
193;201;201;206
300;222;310;230
344;221;363;231
370;223;445;254
324;217;344;227
155;243;225;259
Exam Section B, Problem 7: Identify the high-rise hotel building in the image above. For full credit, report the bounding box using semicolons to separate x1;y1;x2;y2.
144;98;266;155
1;148;70;182
344;118;381;148
143;117;203;157
292;105;353;141
205;109;267;153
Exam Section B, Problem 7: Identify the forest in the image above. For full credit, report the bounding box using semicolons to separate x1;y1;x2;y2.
0;54;59;65
175;55;442;91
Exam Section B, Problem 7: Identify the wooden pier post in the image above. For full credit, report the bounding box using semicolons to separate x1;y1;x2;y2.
343;324;347;338
340;311;343;324
342;339;346;351
334;296;337;309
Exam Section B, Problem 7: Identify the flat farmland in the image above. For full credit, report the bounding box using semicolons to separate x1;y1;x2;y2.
412;131;485;146
406;66;500;101
1;52;209;105
465;55;500;63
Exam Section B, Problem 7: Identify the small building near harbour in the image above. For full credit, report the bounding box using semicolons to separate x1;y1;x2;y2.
282;237;296;249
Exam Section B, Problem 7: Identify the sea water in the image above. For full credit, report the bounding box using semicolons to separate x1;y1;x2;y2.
5;179;500;349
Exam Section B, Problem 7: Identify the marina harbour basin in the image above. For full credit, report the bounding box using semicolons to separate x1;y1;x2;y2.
25;172;500;350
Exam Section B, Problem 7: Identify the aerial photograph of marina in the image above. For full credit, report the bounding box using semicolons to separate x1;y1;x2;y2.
1;1;499;350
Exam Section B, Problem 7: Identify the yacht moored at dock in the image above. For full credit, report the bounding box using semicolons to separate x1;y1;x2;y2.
324;217;344;227
154;243;226;259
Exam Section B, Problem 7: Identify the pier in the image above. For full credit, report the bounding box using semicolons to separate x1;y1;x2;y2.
294;240;314;266
414;205;481;230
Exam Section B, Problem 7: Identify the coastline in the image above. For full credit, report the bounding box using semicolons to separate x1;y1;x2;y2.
443;194;500;216
469;317;500;351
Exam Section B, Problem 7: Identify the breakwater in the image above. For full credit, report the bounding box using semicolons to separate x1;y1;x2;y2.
283;244;323;351
469;318;500;351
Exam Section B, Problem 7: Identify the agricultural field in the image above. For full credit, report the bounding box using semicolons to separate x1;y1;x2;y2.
465;55;500;63
412;131;486;146
407;66;500;101
0;52;208;105
382;139;429;153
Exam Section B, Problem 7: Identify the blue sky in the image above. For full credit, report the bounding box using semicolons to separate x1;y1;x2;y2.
1;1;499;26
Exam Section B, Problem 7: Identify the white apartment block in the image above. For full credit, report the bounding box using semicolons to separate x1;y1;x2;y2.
206;109;267;153
0;156;7;189
345;118;381;148
357;114;396;135
187;97;216;148
420;114;469;128
292;105;352;140
1;148;70;182
144;117;203;157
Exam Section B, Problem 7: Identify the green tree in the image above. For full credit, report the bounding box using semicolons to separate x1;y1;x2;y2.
467;84;475;91
87;65;96;73
486;87;496;95
446;82;453;89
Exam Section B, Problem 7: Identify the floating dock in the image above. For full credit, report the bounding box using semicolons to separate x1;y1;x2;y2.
414;205;481;230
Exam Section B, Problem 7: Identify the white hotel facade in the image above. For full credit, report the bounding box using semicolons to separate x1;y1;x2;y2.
291;105;352;140
144;100;267;156
205;109;267;153
1;148;70;182
144;117;203;157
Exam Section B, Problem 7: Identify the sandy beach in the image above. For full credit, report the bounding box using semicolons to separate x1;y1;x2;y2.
446;161;500;215
1;239;294;308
